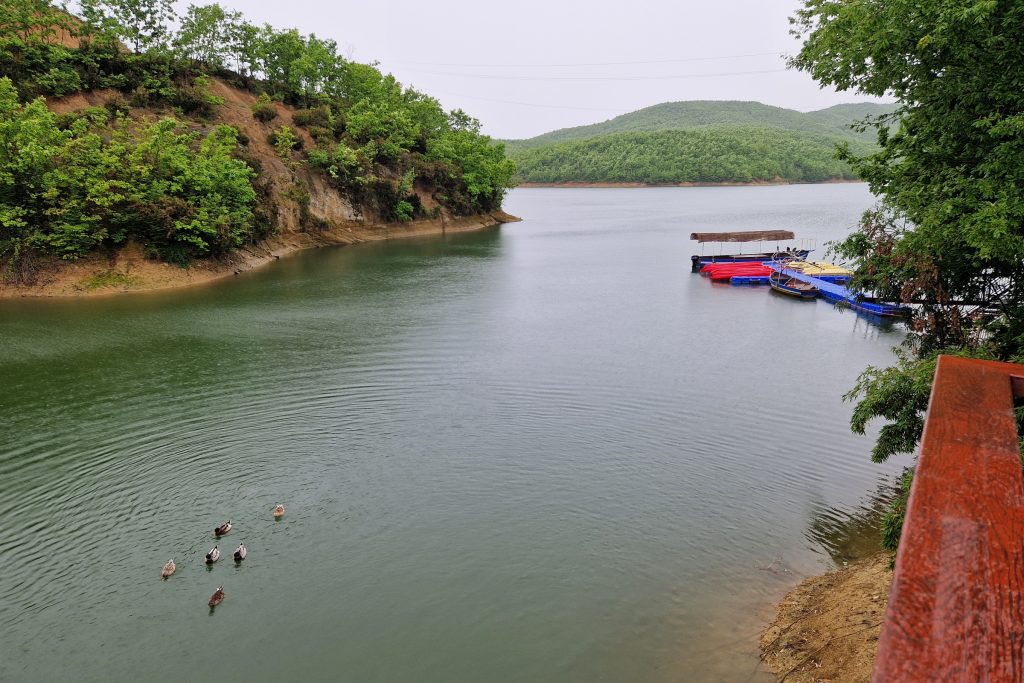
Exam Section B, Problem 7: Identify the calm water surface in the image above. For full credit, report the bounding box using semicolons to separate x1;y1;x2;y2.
0;185;910;681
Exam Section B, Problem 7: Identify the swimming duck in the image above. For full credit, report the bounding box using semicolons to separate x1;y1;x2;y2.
161;559;176;579
273;504;285;519
205;545;220;564
214;520;232;536
233;544;246;562
208;586;225;608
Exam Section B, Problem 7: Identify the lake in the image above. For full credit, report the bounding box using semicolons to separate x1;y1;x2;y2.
0;184;910;681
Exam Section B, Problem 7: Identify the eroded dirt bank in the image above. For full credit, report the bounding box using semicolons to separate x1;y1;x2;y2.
2;79;519;299
759;553;892;683
0;211;518;298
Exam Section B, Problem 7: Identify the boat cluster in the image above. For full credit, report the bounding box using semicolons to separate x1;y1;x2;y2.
697;259;853;299
160;504;286;609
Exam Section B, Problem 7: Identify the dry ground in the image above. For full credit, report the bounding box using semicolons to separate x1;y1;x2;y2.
759;553;892;683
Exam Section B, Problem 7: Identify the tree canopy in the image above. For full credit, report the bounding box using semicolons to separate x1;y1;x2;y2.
791;0;1024;548
793;0;1024;354
0;0;515;280
510;127;867;184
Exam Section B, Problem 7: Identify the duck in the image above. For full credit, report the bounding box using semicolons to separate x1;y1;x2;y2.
214;520;232;536
233;544;246;562
205;545;220;564
273;504;285;519
208;586;225;608
161;559;176;579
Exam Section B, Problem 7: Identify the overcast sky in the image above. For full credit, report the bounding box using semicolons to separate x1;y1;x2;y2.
183;0;888;139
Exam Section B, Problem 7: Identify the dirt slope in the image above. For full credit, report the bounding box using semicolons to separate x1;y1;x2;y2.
3;80;517;297
759;553;892;683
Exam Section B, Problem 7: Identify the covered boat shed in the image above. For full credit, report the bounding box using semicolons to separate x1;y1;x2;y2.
690;230;795;243
689;230;801;271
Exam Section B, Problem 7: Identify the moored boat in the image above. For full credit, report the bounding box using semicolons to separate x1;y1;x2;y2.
780;260;853;282
769;272;818;299
690;230;810;271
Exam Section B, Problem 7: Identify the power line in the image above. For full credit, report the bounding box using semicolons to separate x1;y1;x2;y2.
428;91;626;112
388;51;786;69
398;68;789;82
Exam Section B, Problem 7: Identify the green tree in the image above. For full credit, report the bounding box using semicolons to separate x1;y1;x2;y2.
288;34;341;107
792;0;1024;354
791;0;1024;548
272;124;299;166
346;99;417;163
80;0;175;52
259;27;304;99
174;3;241;68
0;77;257;277
0;0;75;44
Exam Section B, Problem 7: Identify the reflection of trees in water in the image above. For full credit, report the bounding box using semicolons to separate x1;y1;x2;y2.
805;479;898;565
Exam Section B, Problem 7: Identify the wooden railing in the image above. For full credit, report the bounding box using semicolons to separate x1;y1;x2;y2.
874;356;1024;682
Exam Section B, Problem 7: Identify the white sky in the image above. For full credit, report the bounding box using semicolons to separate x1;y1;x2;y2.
178;0;889;139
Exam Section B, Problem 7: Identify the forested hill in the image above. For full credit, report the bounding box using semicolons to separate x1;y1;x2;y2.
504;99;896;185
505;100;897;153
511;127;875;185
0;0;514;288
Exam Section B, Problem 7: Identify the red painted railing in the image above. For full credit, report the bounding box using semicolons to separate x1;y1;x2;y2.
874;356;1024;682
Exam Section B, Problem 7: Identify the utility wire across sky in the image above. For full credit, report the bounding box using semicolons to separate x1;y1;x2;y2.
387;51;789;69
395;68;790;82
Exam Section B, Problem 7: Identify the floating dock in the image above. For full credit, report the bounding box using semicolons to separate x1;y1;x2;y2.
765;263;907;317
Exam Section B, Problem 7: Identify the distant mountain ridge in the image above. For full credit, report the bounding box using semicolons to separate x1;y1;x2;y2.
505;100;898;153
503;100;898;185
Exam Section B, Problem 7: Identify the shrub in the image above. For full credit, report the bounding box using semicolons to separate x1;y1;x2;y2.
268;126;302;153
251;93;278;122
395;200;414;222
291;105;331;129
170;74;223;118
35;65;82;97
104;95;131;119
332;114;347;137
128;86;150;108
307;143;363;188
307;125;334;145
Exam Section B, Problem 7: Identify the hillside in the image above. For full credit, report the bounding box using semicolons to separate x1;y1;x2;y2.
512;127;875;185
503;99;896;185
505;100;897;153
0;1;515;295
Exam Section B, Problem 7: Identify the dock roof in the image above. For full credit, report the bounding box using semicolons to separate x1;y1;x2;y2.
689;230;795;243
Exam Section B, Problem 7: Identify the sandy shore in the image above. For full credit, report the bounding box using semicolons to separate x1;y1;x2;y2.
0;211;519;299
759;553;892;682
516;179;864;188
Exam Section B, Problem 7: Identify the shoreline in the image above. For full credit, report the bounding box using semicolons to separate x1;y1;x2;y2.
759;553;892;682
0;211;520;299
516;179;864;188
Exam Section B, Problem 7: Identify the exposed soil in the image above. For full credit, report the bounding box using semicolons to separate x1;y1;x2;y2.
759;553;892;683
0;211;516;298
5;79;520;298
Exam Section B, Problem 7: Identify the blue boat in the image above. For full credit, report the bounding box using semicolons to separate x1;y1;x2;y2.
765;263;910;317
769;271;818;299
